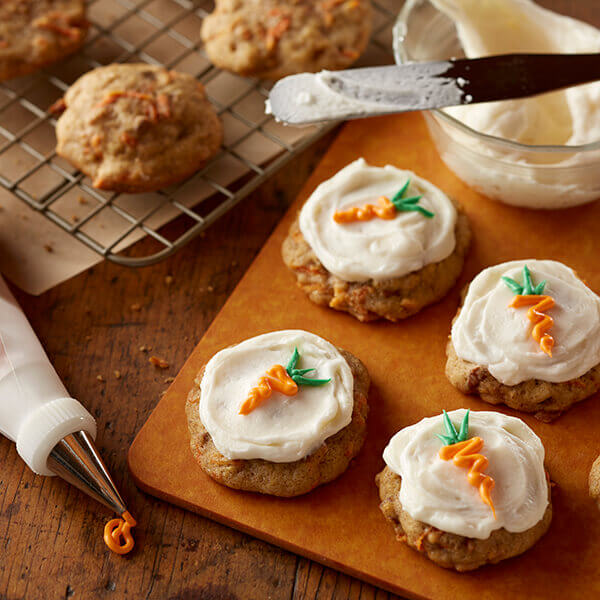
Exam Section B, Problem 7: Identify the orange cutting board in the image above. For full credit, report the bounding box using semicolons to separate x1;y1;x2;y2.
128;112;600;600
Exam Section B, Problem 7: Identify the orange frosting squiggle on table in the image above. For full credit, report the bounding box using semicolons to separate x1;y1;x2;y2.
510;294;555;357
333;196;396;223
439;437;496;518
239;364;298;415
104;511;137;555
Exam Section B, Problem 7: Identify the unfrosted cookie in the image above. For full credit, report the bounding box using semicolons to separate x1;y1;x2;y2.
590;456;600;511
0;1;88;81
185;330;370;497
200;0;372;79
376;410;553;571
54;64;222;193
282;159;471;322
447;260;600;422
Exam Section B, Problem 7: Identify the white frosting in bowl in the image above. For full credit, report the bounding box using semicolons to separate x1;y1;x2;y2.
411;0;600;209
298;158;457;282
431;0;600;147
452;259;600;385
199;330;354;463
383;409;549;539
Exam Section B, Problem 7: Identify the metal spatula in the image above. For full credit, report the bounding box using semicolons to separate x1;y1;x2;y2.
267;53;600;125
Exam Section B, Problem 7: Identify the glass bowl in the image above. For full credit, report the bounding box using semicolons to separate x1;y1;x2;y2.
393;0;600;209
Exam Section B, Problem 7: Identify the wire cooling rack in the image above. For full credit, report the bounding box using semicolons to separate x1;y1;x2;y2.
0;0;397;266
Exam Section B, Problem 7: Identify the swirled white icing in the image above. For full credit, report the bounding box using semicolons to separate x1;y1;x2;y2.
199;330;354;463
432;0;600;147
383;409;548;539
298;159;457;282
452;259;600;385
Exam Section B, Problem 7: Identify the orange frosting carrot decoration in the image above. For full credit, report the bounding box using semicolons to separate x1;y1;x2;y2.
510;295;555;357
333;196;396;223
239;347;331;415
333;179;434;224
439;437;496;518
437;410;496;518
502;265;556;357
239;364;298;415
104;511;136;555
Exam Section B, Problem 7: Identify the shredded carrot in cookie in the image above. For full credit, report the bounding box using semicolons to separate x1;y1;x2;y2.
98;91;170;124
120;131;137;148
49;97;67;116
321;0;348;10
33;12;84;41
340;48;360;60
439;437;496;518
156;93;171;119
240;364;298;415
333;196;396;223
415;527;433;552
510;294;555;357
265;16;291;51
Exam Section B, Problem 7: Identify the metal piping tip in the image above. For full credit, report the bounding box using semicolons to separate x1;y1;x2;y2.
46;430;127;516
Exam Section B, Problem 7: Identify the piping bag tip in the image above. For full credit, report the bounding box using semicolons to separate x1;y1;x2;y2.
47;430;136;554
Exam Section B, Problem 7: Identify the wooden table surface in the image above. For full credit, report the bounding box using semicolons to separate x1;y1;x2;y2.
0;132;399;600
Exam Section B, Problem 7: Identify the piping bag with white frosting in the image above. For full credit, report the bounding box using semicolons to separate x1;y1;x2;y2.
0;275;136;555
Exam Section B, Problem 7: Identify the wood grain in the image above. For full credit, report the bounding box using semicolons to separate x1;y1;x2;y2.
0;131;397;600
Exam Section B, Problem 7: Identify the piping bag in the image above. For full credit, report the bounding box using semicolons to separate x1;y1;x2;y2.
0;275;136;554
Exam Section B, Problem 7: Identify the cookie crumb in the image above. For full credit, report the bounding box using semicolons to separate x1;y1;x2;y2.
164;275;174;286
43;243;53;253
77;195;88;205
207;285;214;292
96;375;104;382
164;376;175;384
139;345;151;352
71;214;80;223
149;356;169;369
114;370;121;379
130;303;141;311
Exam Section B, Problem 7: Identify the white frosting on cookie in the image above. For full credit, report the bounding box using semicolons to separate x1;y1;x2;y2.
383;409;548;540
452;259;600;385
298;158;457;282
199;330;354;463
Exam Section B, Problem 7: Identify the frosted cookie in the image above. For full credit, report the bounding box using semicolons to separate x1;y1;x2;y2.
53;64;222;193
590;456;600;511
0;1;88;82
376;409;552;571
447;260;600;421
200;0;372;80
185;330;370;497
282;159;471;322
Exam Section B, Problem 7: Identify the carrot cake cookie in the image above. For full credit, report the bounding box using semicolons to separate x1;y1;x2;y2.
376;409;552;571
186;329;370;496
